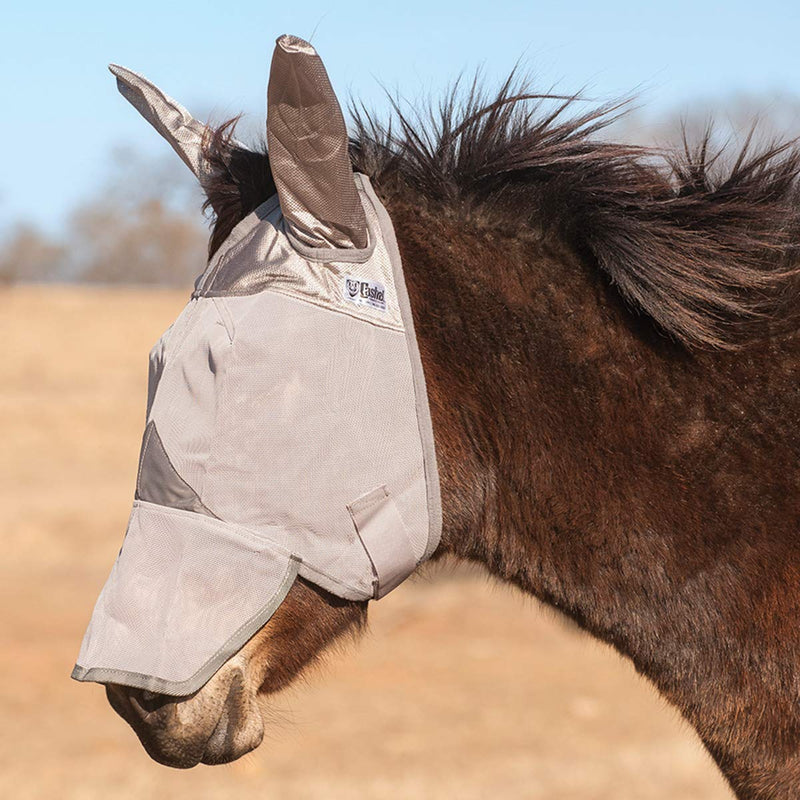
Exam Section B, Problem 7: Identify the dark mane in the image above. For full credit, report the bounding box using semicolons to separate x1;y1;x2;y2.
201;118;277;258
201;75;800;350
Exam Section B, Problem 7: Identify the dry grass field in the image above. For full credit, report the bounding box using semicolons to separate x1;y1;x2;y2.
0;285;733;799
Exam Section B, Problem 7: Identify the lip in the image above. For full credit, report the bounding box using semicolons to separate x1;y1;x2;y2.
105;685;215;769
145;740;205;770
105;674;263;769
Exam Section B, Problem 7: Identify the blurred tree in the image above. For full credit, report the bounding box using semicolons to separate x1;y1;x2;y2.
0;224;66;284
69;147;208;286
0;145;208;287
610;90;800;158
70;196;207;286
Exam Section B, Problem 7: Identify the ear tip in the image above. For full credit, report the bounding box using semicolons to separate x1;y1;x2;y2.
275;34;317;56
108;64;130;82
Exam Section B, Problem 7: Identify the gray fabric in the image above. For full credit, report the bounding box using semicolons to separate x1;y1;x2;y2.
73;39;440;697
347;486;417;598
71;502;300;695
73;175;440;694
109;64;246;181
266;35;368;250
197;175;385;312
136;421;215;517
361;176;442;561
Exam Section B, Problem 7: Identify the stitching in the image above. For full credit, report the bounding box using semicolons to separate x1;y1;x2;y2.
195;298;234;502
282;175;378;264
211;297;235;343
136;428;219;519
252;287;405;333
347;485;389;516
362;177;443;561
134;500;290;555
133;500;370;597
195;195;281;296
295;559;371;596
345;485;392;600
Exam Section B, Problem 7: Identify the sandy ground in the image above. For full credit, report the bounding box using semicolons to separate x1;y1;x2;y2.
0;285;733;799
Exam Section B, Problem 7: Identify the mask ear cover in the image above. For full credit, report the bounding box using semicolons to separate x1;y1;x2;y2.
108;64;211;179
266;34;369;250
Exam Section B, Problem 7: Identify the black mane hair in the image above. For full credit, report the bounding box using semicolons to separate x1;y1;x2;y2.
201;74;800;350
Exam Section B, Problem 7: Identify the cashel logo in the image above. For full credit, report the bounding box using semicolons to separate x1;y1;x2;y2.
342;276;387;312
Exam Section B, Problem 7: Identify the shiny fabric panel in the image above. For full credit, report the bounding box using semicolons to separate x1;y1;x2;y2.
266;35;369;250
109;64;210;180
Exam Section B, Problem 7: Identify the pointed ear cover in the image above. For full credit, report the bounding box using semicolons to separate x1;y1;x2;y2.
267;35;368;250
109;64;208;179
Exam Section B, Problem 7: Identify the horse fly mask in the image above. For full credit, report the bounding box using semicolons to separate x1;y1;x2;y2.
72;35;441;696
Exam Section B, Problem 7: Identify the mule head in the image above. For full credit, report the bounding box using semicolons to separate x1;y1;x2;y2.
81;34;439;767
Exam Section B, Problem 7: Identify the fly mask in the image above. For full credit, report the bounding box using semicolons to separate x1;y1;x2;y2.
72;35;441;697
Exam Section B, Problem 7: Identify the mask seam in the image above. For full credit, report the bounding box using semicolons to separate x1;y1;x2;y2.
281;174;377;264
362;177;443;561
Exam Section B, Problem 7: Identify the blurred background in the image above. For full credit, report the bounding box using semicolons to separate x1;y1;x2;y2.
2;1;798;797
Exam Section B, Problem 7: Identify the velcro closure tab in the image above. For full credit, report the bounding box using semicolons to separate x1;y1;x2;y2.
347;486;418;599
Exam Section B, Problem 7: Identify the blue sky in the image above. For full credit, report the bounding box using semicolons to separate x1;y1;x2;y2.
2;0;799;234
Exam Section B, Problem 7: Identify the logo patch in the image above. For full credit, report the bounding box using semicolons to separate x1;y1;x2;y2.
342;276;387;313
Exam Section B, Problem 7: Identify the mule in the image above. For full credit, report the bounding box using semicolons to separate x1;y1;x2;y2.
93;37;800;800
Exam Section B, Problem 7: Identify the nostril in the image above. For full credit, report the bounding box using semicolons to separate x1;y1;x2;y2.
223;672;245;737
201;671;261;762
125;686;177;716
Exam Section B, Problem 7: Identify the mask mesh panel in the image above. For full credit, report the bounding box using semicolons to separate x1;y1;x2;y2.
193;290;425;600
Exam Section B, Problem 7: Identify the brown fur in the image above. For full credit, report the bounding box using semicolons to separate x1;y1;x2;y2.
186;80;800;798
249;579;367;697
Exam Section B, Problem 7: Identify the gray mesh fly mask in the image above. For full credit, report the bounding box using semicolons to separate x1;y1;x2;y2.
72;35;441;696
